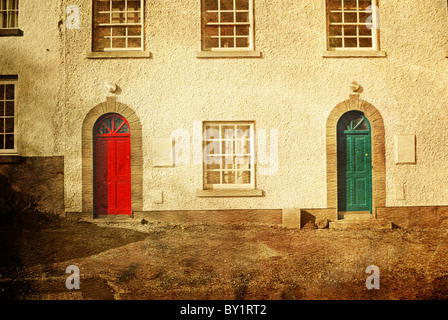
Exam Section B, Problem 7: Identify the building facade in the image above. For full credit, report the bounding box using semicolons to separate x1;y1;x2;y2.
1;0;448;228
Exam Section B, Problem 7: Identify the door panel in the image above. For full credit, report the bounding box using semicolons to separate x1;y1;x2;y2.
337;112;372;213
94;130;131;217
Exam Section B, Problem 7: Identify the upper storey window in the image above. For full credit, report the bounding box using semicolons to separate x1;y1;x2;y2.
0;0;18;29
327;0;379;51
201;0;254;51
93;0;144;52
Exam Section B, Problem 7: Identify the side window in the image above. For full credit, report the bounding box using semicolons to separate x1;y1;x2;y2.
0;0;21;36
0;78;17;153
92;0;144;52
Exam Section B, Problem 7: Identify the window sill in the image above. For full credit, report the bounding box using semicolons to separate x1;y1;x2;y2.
196;50;262;59
323;50;387;58
0;29;23;37
86;51;152;59
196;189;264;197
0;154;20;163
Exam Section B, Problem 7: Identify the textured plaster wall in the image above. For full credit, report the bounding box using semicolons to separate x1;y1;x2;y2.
0;1;65;156
5;0;448;213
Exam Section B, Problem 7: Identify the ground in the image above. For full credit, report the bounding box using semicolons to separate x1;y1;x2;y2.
1;212;448;300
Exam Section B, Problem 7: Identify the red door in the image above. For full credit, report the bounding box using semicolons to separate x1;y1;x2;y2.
94;114;131;217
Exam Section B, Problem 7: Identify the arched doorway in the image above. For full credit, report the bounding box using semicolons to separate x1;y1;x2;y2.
326;95;386;216
337;111;372;213
93;113;131;217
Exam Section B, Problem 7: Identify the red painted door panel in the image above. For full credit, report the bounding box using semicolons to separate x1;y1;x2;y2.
94;115;131;217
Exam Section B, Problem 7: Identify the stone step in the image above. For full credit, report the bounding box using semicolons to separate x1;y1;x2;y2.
338;212;374;220
329;219;392;230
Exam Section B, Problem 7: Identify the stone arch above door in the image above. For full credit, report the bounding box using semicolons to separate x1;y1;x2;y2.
82;97;143;216
326;94;386;214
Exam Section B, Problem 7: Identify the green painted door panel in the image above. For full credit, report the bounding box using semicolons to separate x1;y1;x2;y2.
337;112;372;213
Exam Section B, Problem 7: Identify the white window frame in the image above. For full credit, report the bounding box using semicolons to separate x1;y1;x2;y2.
326;0;379;51
93;0;144;52
0;80;17;154
202;0;254;52
202;121;256;190
0;0;19;29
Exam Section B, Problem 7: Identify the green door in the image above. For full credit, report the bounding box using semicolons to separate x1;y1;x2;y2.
337;111;372;213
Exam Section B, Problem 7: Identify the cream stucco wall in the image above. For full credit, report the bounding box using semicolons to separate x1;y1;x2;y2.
2;0;448;214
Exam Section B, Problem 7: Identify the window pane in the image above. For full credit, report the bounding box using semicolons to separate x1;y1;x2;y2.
5;101;13;116
0;102;3;116
359;12;372;24
100;117;113;132
0;85;4;100
5;85;14;100
359;37;373;48
96;12;110;24
206;171;220;184
223;38;238;48
127;11;140;23
206;37;219;48
344;25;357;37
344;12;357;23
127;0;141;11
235;0;249;10
96;0;110;12
235;25;249;36
117;123;130;133
221;125;235;139
344;0;357;10
328;0;342;10
359;25;372;36
0;135;4;149
344;37;357;47
111;0;125;12
223;156;234;169
204;25;219;38
128;37;141;48
236;37;249;48
112;37;126;48
235;140;249;154
94;27;111;51
128;26;141;36
0;119;3;133
221;25;234;36
222;171;235;184
220;0;233;10
112;12;126;23
329;25;342;37
5;134;13;149
220;12;234;23
329;37;342;48
112;26;126;36
358;0;373;10
205;12;218;23
222;140;234;155
206;157;220;170
5;118;13;133
236;12;249;23
204;126;220;139
12;0;19;11
237;171;251;184
8;11;18;28
236;156;250;169
205;0;218;10
329;12;342;23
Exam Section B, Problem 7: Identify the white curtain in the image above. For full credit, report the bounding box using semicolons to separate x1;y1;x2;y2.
2;0;18;28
